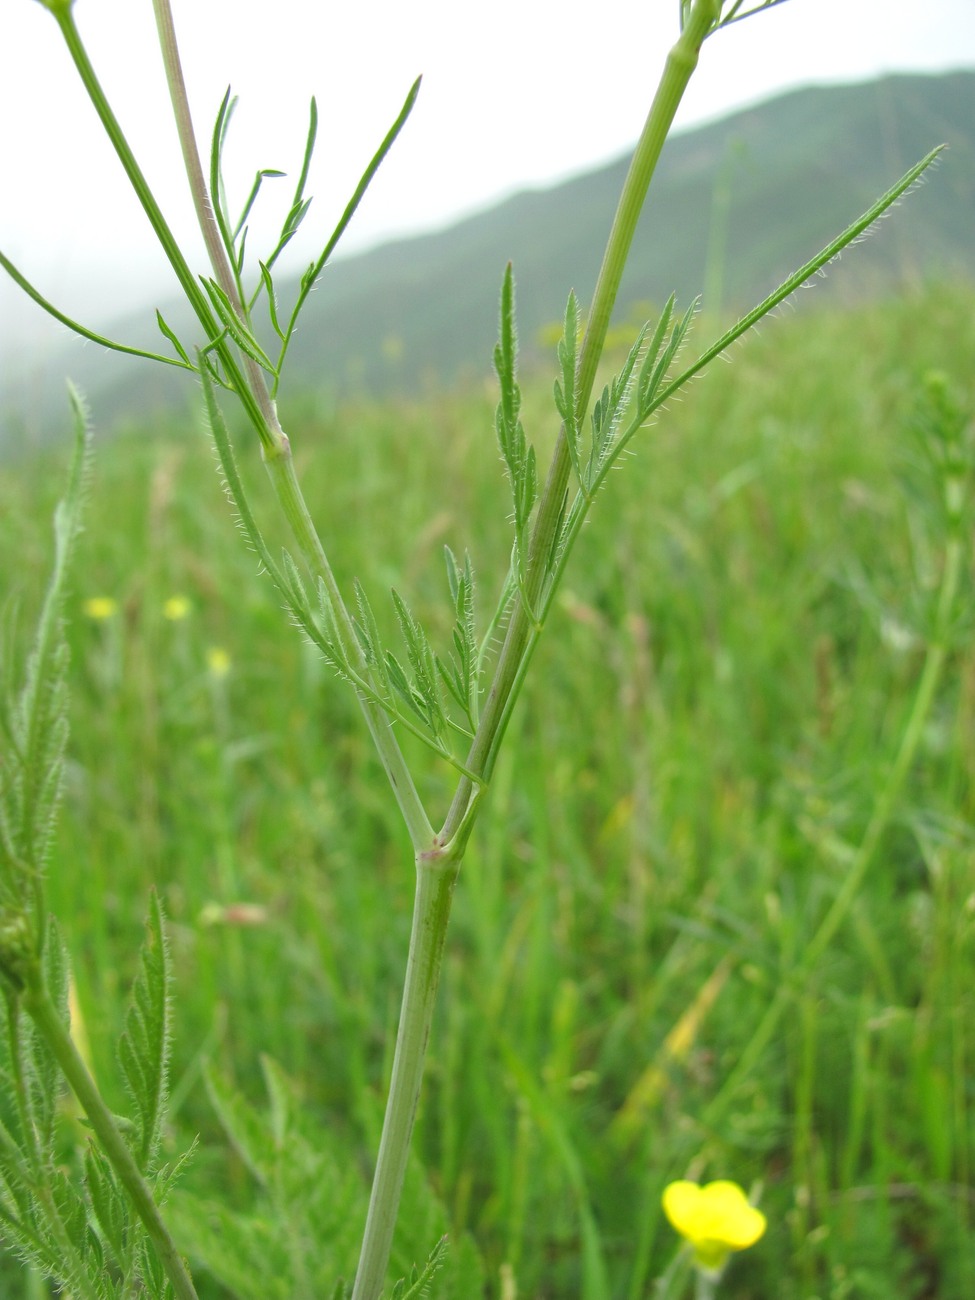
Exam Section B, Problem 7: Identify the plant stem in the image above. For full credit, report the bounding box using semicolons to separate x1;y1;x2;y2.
264;452;436;850
150;0;433;847
351;848;460;1300
441;0;719;844
695;1268;719;1300
21;982;199;1300
351;6;721;1295
151;0;288;456
49;5;272;448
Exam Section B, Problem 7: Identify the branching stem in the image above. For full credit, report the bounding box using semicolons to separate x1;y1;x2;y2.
352;4;720;1296
351;848;460;1300
151;0;433;849
151;0;287;456
21;982;200;1300
441;0;719;843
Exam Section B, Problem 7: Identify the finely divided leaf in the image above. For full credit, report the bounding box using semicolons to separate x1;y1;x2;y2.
585;325;647;492
1;392;89;907
386;1236;449;1299
436;548;478;729
389;591;447;738
116;893;171;1173
553;292;581;482
494;265;538;565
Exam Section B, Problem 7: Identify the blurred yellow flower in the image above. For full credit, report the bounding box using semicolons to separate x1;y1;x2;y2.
662;1180;766;1273
206;646;231;678
163;595;191;621
82;596;118;621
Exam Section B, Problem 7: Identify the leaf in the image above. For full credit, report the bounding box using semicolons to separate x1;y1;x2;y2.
209;87;244;289
385;1235;450;1300
0;248;194;372
650;147;945;418
204;1066;273;1188
155;310;193;367
116;893;171;1173
493;265;538;564
585;324;647;491
233;168;287;242
259;261;285;340
553;291;582;482
349;582;393;697
277;78;421;376
84;1144;132;1273
718;0;791;29
636;296;694;415
256;97;318;282
436;548;478;728
201;277;276;374
0;392;90;912
391;591;446;737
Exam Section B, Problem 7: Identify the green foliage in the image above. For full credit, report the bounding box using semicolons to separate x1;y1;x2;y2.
0;2;965;1295
0;896;189;1299
117;893;172;1174
0;287;967;1297
166;1059;482;1300
0;393;89;972
0;924;109;1298
0;422;193;1298
494;265;538;591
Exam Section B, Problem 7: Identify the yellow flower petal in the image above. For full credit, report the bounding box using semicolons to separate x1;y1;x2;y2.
82;596;118;621
206;646;231;678
163;595;191;621
662;1179;766;1271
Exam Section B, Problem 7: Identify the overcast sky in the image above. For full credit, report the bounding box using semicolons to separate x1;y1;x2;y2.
2;0;974;361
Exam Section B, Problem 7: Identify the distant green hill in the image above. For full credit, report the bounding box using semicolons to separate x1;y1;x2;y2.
281;70;975;396
5;70;974;430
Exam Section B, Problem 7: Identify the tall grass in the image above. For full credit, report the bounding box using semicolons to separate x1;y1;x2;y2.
1;282;972;1297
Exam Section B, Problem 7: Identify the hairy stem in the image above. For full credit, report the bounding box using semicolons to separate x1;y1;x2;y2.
264;451;436;850
151;0;287;455
22;983;199;1300
350;5;721;1296
150;0;432;847
48;5;271;447
441;0;719;844
351;849;460;1300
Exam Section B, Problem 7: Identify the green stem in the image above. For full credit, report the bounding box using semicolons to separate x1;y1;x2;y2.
49;5;273;448
151;0;288;455
351;848;460;1300
704;528;965;1127
441;0;719;843
150;0;432;849
21;982;199;1300
351;6;721;1294
264;453;436;850
4;1009;84;1285
695;1268;719;1300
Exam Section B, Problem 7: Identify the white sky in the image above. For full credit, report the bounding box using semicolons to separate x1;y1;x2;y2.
2;0;974;360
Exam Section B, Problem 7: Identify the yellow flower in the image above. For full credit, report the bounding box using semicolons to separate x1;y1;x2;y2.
82;596;118;621
163;595;191;621
662;1180;766;1274
206;646;231;678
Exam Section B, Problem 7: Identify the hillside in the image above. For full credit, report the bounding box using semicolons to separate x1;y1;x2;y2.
3;69;973;433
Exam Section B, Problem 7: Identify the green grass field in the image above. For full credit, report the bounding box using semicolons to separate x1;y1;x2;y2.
1;282;974;1298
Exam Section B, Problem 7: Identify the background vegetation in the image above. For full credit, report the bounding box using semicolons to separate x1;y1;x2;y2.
1;280;973;1297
